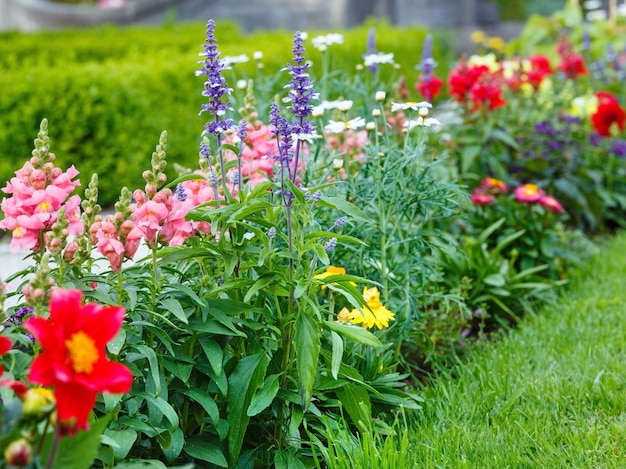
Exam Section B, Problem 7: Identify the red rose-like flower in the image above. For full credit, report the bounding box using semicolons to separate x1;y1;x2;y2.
527;55;552;88
24;289;132;432
591;92;625;137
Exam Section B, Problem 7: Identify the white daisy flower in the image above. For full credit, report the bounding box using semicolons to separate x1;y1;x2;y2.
325;117;366;133
363;52;394;67
312;33;344;49
222;54;250;66
391;101;433;112
403;117;442;130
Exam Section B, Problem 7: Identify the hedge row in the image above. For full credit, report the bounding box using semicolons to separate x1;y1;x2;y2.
1;20;454;205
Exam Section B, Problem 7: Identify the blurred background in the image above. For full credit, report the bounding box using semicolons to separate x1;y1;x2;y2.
1;0;566;36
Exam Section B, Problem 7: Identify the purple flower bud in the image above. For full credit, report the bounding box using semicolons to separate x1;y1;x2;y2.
237;118;248;140
175;183;187;201
209;169;219;188
268;226;277;238
200;140;211;159
324;237;337;252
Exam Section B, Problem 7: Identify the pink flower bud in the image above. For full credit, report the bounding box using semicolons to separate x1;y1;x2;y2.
29;156;41;167
48;152;56;161
29;169;47;190
64;241;79;261
50;168;62;179
4;438;33;467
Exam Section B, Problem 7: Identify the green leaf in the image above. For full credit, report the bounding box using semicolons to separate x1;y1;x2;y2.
107;329;126;355
484;274;506;287
160;298;188;325
227;353;269;464
247;373;281;417
161;428;184;462
132;345;161;396
336;382;372;430
461;144;482;174
104;429;137;461
200;339;223;378
243;275;276;303
42;415;110;469
319;196;369;222
136;393;179;430
295;313;321;410
185;389;220;426
330;331;343;380
323;320;382;347
185;439;228;467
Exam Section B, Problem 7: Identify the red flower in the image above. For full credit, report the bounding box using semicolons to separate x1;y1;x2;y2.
0;336;12;374
24;289;132;432
469;79;506;111
527;55;552;88
591;92;625;137
416;75;443;101
556;38;587;79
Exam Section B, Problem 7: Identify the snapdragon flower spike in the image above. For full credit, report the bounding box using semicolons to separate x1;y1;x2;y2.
198;19;233;135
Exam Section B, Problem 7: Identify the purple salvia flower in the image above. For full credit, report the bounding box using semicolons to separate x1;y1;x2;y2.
312;190;322;202
209;168;219;188
612;139;626;157
200;140;211;159
333;216;347;229
286;31;317;124
323;237;337;253
366;27;377;74
268;226;277;238
237;119;248;140
421;34;435;80
175;183;187;201
198;19;234;136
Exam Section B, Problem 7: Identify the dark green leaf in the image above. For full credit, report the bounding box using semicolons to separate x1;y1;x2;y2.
295;313;321;410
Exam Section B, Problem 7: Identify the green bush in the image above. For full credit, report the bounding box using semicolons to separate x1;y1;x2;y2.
0;20;454;206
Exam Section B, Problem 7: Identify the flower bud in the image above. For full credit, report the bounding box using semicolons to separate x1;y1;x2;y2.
375;91;386;102
372;109;381;117
366;122;376;131
4;438;33;467
22;388;55;416
253;51;263;60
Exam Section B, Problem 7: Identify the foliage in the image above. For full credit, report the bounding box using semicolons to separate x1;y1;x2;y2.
0;21;454;206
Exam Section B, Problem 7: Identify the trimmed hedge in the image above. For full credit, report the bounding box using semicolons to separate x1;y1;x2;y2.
1;20;454;205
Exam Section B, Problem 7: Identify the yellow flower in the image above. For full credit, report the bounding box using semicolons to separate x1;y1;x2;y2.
314;266;346;280
487;36;506;52
470;30;486;44
347;287;395;330
337;307;352;324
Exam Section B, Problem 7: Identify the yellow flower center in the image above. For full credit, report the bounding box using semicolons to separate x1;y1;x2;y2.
37;202;52;213
523;184;539;196
12;226;24;238
65;331;99;374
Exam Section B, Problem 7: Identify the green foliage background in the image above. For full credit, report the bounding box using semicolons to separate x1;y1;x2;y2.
1;20;454;206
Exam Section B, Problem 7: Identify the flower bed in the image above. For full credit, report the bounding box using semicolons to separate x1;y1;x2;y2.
0;1;624;466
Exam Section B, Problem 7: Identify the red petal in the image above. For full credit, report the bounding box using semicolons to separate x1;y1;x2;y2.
82;304;125;347
76;360;133;394
49;289;83;336
27;355;57;387
23;317;58;351
0;336;12;355
54;382;96;431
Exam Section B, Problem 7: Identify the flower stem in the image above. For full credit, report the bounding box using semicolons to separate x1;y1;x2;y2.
44;422;62;469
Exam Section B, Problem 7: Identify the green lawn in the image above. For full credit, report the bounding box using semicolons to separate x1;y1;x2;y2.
407;231;626;467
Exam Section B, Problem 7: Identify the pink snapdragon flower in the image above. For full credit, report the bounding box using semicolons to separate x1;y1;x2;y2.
0;156;82;252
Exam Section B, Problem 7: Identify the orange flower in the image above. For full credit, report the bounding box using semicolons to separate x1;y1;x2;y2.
24;289;132;433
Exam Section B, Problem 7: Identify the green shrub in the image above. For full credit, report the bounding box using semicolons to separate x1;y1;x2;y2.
0;20;454;206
